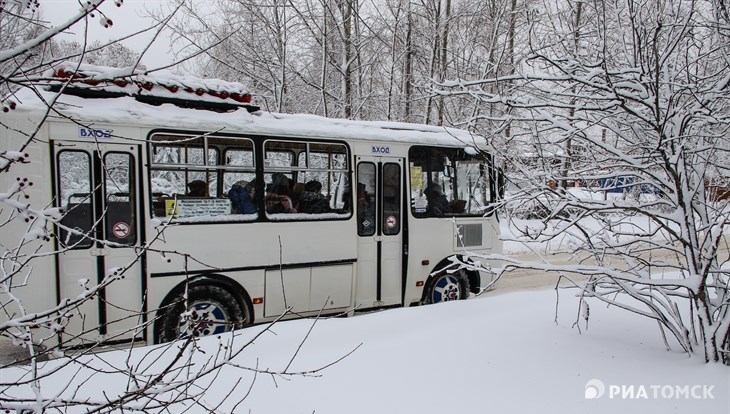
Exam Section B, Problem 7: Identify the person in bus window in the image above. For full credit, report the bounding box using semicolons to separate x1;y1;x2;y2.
229;180;256;214
299;180;331;214
187;180;207;197
291;182;305;211
424;183;450;216
266;173;296;213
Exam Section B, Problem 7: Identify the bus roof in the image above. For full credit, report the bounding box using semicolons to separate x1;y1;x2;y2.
9;87;489;150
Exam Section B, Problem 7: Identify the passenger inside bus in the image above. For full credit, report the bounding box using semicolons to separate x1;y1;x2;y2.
187;180;207;197
450;199;467;214
291;182;305;211
229;180;256;214
424;183;450;216
266;173;296;213
299;180;331;214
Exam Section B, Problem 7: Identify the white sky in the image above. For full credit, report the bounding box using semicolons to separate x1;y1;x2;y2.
41;0;178;69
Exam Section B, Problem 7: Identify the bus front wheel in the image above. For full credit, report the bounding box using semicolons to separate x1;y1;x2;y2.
158;284;248;343
424;271;470;304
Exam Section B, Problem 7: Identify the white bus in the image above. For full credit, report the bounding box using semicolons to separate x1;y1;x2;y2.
0;65;501;346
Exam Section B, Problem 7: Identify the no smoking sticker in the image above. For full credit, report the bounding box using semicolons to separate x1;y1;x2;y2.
112;222;131;238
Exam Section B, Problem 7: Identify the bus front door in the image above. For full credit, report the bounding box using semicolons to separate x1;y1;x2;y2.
355;157;404;309
54;142;144;345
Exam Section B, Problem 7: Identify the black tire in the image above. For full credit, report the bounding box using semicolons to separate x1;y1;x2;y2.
158;284;249;343
423;270;470;304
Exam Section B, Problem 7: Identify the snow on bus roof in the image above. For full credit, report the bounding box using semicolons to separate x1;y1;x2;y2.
10;88;485;148
7;62;486;148
43;63;253;107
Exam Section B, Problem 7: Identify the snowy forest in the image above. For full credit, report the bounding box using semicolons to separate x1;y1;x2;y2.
1;0;729;412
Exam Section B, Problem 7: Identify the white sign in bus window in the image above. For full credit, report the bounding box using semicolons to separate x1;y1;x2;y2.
167;199;232;218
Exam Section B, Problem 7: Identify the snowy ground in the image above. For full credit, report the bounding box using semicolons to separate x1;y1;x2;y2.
2;288;727;413
200;290;729;413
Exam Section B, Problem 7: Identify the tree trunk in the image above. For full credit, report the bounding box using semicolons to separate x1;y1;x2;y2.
504;0;517;139
403;1;413;123
424;1;441;125
274;0;288;113
341;0;353;119
321;1;329;117
559;1;582;189
437;0;451;126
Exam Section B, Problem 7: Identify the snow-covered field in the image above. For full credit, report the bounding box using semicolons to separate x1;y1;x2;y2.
2;288;727;413
202;290;728;413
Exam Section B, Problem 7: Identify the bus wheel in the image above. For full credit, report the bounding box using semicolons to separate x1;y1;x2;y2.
158;284;247;342
424;271;470;304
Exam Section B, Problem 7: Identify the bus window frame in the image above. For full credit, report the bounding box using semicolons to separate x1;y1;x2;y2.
146;131;353;224
263;138;353;222
148;132;256;223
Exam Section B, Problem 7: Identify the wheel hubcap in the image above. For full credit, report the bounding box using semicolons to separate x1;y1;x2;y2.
178;300;229;338
432;274;461;303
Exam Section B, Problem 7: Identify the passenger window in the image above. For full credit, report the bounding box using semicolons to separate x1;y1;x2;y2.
265;141;303;168
264;140;351;220
150;134;255;222
225;147;254;167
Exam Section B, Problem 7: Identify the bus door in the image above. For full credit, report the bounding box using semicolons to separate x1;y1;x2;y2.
54;142;144;345
355;157;404;308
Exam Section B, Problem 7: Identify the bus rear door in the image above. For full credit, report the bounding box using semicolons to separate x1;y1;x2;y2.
54;142;144;345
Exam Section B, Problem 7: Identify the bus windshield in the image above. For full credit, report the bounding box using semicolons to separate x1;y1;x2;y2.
409;146;493;217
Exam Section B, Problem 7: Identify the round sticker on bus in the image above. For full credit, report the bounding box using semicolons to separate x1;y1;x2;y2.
112;222;131;238
386;216;397;229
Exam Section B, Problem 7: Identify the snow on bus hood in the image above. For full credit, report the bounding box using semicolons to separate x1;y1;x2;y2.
10;88;487;147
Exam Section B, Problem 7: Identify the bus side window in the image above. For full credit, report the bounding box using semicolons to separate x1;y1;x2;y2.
150;134;256;222
264;140;351;219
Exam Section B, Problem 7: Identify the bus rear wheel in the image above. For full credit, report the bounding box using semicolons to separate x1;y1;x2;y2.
424;271;470;304
158;284;248;343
